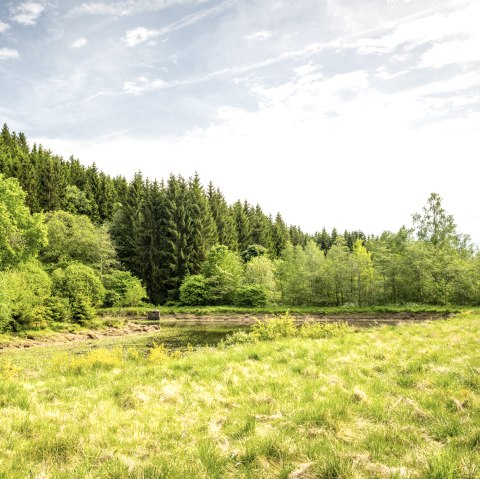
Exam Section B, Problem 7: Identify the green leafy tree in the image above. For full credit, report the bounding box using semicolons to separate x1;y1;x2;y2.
351;239;374;306
102;270;146;307
53;263;105;308
412;193;467;249
179;274;210;306
41;211;117;275
202;245;243;304
0;261;52;331
0;174;47;269
324;237;351;306
243;255;278;304
276;243;309;305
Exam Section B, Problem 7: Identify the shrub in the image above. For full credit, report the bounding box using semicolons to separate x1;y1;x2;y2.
70;294;96;324
221;330;255;347
102;271;146;307
235;285;268;307
223;313;352;345
179;275;210;306
251;313;297;341
44;296;71;322
53;263;105;307
298;321;351;338
0;262;52;331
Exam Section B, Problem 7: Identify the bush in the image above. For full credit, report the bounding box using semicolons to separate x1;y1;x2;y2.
53;263;105;307
44;296;71;322
222;313;352;345
251;313;297;341
179;275;210;306
235;285;268;307
102;271;146;307
221;330;254;347
0;262;52;331
70;294;96;324
298;321;351;338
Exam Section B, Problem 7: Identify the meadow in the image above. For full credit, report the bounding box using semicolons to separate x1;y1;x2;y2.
0;312;479;478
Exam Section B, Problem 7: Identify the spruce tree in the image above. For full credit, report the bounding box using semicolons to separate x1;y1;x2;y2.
138;180;168;304
233;200;252;252
271;213;290;258
186;174;218;274
207;182;238;250
110;172;144;278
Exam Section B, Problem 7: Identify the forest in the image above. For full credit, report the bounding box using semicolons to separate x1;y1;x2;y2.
1;123;479;332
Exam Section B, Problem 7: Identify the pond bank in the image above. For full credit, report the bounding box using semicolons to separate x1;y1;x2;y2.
0;312;451;351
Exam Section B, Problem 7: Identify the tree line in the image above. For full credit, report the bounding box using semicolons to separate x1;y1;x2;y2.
1;123;479;329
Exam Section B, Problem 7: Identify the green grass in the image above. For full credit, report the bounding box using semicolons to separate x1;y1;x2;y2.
0;314;479;478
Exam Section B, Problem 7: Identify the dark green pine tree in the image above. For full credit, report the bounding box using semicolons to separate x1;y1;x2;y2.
110;172;145;278
138;180;168;304
289;225;309;247
112;175;129;208
207;182;238;251
248;204;273;251
271;213;290;258
186;174;218;274
331;228;338;245
97;173;116;221
84;164;102;223
36;147;67;211
0;124;15;177
162;175;190;300
316;227;332;251
18;151;39;212
233;200;252;252
67;156;87;189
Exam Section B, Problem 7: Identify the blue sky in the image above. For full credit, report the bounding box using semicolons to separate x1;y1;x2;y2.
1;0;479;242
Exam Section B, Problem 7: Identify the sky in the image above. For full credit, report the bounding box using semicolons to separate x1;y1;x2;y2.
1;0;479;243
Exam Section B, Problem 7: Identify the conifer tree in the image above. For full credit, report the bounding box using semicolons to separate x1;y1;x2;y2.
161;175;190;299
186;174;218;274
110;172;144;278
207;182;238;250
233;200;252;252
248;204;273;251
138;180;168;304
271;213;289;258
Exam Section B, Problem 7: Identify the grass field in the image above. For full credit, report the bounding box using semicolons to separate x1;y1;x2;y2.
0;313;479;478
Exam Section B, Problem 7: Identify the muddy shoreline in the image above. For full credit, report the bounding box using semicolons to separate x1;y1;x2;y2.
0;312;452;350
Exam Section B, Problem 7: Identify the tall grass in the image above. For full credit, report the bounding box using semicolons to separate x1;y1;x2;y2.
0;313;479;478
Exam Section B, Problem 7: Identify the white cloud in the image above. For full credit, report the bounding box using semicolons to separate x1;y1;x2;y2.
420;37;480;69
11;2;45;26
0;21;10;33
0;48;19;61
72;0;212;16
123;27;159;47
123;77;168;94
123;0;236;47
337;2;480;58
71;37;88;48
246;30;273;42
